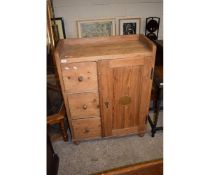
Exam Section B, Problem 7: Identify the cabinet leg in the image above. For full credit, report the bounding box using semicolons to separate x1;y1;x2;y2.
150;85;163;137
73;141;80;145
59;119;68;142
139;133;145;137
151;129;156;137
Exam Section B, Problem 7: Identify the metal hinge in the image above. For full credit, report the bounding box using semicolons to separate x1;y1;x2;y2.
145;115;148;124
150;67;154;80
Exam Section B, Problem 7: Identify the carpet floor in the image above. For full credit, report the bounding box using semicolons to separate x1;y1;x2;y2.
52;112;163;175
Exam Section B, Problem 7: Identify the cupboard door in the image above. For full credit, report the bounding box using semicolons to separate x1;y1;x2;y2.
98;57;153;137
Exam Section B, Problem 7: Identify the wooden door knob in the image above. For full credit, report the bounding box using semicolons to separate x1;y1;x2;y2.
83;104;87;110
78;76;84;82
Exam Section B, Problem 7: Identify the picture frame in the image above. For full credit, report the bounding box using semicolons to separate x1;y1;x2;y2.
51;17;66;40
77;18;116;38
119;18;141;35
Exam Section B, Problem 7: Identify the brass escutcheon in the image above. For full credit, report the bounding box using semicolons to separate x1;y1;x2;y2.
119;96;131;105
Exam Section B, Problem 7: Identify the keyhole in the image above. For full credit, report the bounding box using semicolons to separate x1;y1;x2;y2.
105;102;109;108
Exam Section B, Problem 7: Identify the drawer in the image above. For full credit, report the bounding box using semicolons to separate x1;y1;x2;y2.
67;92;100;119
72;117;102;140
61;62;98;93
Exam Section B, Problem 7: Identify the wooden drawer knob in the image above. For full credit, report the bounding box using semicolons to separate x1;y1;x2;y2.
84;128;90;133
83;104;87;110
78;76;84;82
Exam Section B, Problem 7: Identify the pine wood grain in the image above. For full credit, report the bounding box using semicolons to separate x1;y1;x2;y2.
61;61;98;93
72;117;102;140
97;60;113;137
54;43;76;139
138;57;154;134
98;57;148;137
112;65;143;129
67;92;100;119
54;35;156;142
56;35;155;63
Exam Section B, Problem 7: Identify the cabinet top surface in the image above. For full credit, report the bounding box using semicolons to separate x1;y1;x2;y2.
55;35;156;63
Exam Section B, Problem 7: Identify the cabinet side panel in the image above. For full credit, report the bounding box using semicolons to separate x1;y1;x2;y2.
138;57;154;133
54;49;75;139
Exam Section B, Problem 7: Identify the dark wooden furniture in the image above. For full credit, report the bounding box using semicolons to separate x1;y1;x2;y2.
154;40;163;66
47;83;68;142
47;102;68;142
54;35;156;143
92;159;163;175
47;135;59;175
148;40;163;137
149;66;163;137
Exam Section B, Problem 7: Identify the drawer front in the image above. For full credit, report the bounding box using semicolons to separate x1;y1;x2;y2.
67;92;100;119
72;118;102;140
61;62;98;93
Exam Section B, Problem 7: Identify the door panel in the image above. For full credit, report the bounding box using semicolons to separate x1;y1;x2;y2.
112;66;143;129
98;57;152;137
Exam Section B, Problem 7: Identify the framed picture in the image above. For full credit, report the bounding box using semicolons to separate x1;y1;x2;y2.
51;17;66;40
119;18;141;35
77;18;116;38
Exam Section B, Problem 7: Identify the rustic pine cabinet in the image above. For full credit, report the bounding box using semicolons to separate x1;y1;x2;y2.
54;35;156;143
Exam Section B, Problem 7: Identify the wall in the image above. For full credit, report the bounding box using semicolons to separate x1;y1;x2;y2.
53;0;163;39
